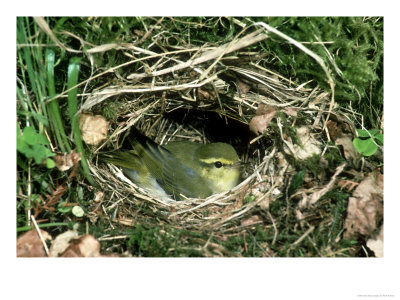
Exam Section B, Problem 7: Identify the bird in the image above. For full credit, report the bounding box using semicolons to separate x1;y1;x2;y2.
100;130;241;201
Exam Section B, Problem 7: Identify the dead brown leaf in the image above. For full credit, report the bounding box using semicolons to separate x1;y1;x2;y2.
17;229;52;257
338;179;359;192
79;113;109;146
326;118;360;168
289;126;322;160
32;184;68;218
326;120;341;141
326;118;353;141
61;235;101;257
284;107;298;117
249;110;277;134
197;87;215;100
335;135;361;168
255;103;276;116
94;191;104;203
49;230;79;257
53;149;82;171
238;80;251;95
343;170;383;240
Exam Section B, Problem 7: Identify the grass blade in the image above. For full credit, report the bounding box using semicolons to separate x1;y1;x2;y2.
67;57;96;185
46;49;71;153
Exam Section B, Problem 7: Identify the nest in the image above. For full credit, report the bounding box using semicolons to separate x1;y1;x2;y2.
83;23;351;237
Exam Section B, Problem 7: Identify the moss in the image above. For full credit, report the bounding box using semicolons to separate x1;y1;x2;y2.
17;17;383;257
101;100;125;123
125;225;210;257
258;17;383;128
295;154;322;179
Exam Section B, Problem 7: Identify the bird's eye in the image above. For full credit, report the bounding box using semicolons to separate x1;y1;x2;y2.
214;161;223;168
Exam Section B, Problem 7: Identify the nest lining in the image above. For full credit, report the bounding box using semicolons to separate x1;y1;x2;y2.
88;81;331;231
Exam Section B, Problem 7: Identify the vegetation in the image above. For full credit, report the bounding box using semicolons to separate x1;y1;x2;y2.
16;17;383;257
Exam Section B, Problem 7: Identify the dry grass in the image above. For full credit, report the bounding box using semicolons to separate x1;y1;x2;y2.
76;21;352;248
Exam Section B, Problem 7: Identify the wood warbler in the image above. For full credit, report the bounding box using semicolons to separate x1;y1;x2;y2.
101;131;241;201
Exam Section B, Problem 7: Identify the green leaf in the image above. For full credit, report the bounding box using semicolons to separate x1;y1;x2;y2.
22;126;49;146
369;129;380;136
31;194;41;203
22;127;37;145
375;133;383;144
17;125;55;166
46;158;55;169
31;144;47;164
16;131;24;153
244;195;257;203
43;147;56;158
353;138;378;156
356;129;370;138
57;202;71;213
77;186;84;201
357;128;381;139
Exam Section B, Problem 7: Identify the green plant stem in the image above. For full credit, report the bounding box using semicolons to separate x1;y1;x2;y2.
27;160;32;227
46;49;70;153
17;222;72;233
17;18;39;100
67;57;96;186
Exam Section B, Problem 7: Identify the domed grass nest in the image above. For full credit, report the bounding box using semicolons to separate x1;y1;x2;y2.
81;22;357;256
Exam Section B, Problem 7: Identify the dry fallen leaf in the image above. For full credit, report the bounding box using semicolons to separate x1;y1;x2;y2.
17;229;52;257
49;230;79;257
343;170;383;240
249;111;277;134
53;149;82;171
79;113;109;146
284;107;298;117
61;234;101;257
255;103;276;116
335;135;361;168
326;119;360;168
326;119;342;141
197;87;215;100
326;118;353;142
289;126;322;160
94;191;104;203
238;80;251;95
338;179;359;192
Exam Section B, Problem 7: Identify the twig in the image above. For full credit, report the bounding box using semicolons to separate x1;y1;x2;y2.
267;210;278;245
211;183;276;229
31;215;50;257
290;225;315;248
98;235;130;241
34;17;80;53
27;160;32;226
299;162;347;208
45;47;206;105
127;29;269;80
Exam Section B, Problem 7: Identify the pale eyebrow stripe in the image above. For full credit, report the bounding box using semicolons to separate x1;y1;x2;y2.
199;158;233;165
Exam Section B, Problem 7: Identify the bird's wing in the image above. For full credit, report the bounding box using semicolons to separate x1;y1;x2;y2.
138;140;212;200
